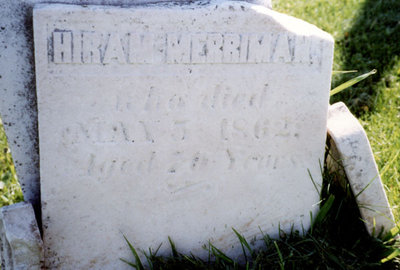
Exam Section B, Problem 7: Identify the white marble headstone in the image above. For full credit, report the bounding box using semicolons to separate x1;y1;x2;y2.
0;0;270;222
34;2;333;269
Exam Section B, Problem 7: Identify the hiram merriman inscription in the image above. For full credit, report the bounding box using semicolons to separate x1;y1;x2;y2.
50;30;324;65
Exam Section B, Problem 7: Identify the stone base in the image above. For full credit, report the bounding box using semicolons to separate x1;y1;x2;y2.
0;202;43;270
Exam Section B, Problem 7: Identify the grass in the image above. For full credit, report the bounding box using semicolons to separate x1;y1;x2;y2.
0;119;23;207
274;0;400;223
121;150;400;269
276;0;400;222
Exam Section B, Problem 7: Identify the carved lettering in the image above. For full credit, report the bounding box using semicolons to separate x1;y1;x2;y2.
129;33;154;63
167;33;191;63
220;117;298;141
53;31;72;63
50;30;324;65
171;120;188;141
191;33;208;63
103;32;126;64
82;31;102;64
200;85;268;110
206;33;224;63
84;150;299;179
247;33;271;63
222;33;241;63
293;36;310;64
271;33;292;63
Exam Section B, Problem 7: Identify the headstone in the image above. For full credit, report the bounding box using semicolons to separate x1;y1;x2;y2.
0;0;271;220
0;0;40;211
34;2;333;269
0;202;43;270
327;102;395;235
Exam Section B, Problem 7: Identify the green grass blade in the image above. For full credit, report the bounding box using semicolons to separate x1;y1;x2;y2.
312;195;335;228
209;242;234;264
182;254;202;265
144;244;161;270
354;175;378;199
273;241;285;270
120;258;138;268
168;236;179;258
330;69;377;96
372;218;377;237
143;253;153;270
379;150;400;179
123;235;144;270
383;226;400;242
308;169;320;195
332;70;358;75
259;226;272;246
327;253;346;269
232;227;252;261
381;248;400;263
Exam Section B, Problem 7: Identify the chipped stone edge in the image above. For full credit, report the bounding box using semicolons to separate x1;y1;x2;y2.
0;202;43;270
327;102;396;235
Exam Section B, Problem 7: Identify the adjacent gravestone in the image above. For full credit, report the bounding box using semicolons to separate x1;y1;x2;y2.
34;2;333;269
327;102;395;235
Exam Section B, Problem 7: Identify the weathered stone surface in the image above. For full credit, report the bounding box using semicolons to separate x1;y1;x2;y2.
0;202;43;270
0;0;40;211
34;2;333;269
327;102;395;235
0;0;271;218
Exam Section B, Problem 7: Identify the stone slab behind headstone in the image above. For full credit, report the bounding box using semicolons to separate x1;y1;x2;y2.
0;202;43;270
0;0;270;217
34;2;333;269
327;102;395;235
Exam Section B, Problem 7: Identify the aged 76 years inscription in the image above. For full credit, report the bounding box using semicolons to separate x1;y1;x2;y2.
34;2;333;269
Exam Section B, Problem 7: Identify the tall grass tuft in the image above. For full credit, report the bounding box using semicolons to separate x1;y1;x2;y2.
121;141;400;269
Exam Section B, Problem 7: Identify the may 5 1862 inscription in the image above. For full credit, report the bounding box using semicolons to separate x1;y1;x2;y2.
34;2;334;269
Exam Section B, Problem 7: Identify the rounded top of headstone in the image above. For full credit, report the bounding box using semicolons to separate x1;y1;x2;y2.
243;0;272;9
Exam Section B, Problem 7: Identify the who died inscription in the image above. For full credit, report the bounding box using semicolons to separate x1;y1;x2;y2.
34;2;334;269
